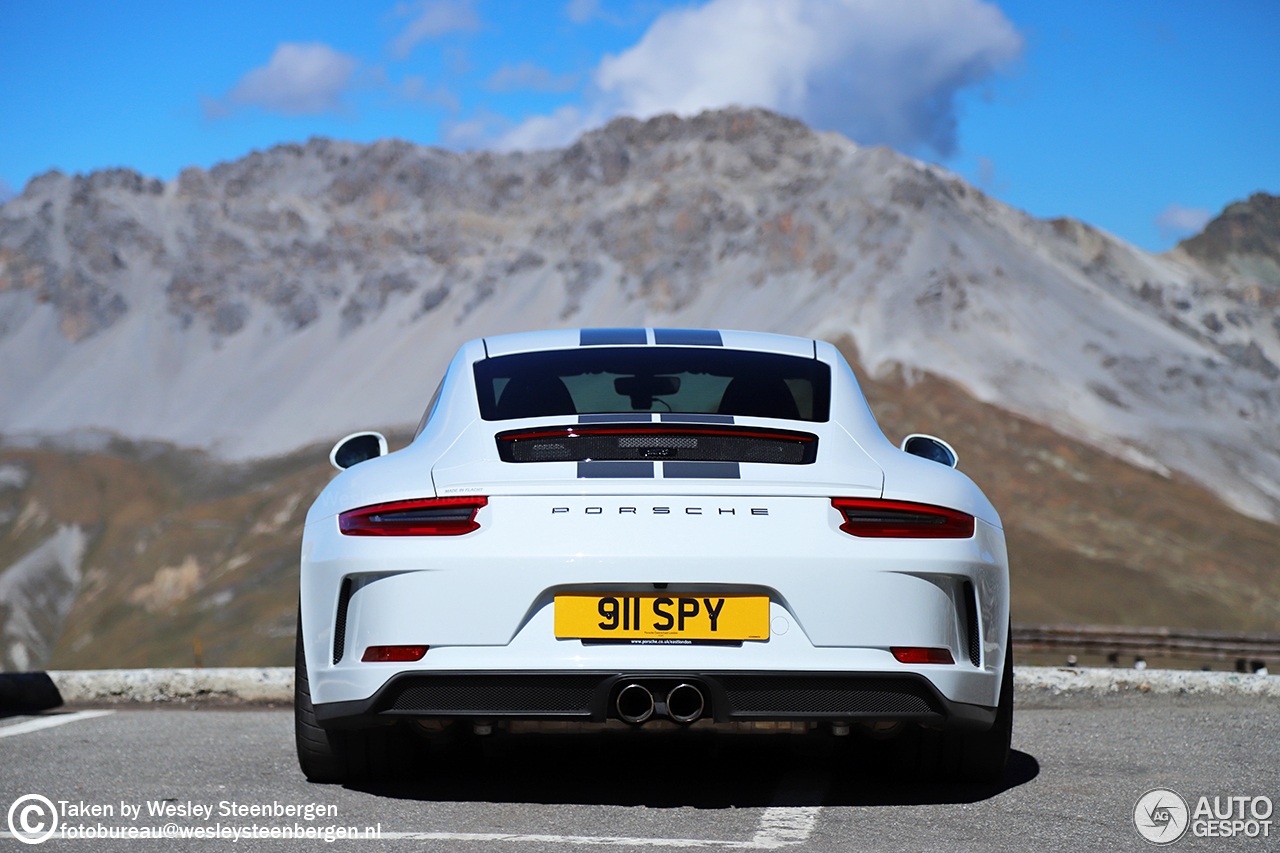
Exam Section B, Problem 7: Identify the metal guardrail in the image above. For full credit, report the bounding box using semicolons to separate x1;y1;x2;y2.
1013;624;1280;663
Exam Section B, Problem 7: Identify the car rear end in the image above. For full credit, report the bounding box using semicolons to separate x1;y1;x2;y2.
298;329;1010;781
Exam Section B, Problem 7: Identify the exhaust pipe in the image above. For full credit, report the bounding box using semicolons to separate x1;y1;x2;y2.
616;683;654;723
666;683;705;723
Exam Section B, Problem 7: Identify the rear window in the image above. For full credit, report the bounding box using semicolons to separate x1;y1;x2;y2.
474;347;830;422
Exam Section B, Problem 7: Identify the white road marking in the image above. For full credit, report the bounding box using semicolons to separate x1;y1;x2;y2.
0;712;824;849
0;710;114;738
0;806;821;848
357;825;816;848
365;832;756;846
364;771;826;848
0;829;813;848
750;807;823;848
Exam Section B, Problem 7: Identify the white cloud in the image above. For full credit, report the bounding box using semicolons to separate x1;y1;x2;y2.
391;0;481;59
486;62;578;93
497;0;1022;155
442;109;516;149
976;156;997;186
495;105;593;151
1154;203;1213;242
564;0;599;24
974;155;1008;192
401;75;461;110
219;43;358;116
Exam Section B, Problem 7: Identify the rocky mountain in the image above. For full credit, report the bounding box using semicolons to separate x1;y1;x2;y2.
0;108;1277;668
1174;192;1280;289
2;108;1276;522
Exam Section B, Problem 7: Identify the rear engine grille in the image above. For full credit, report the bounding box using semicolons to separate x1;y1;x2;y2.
497;425;817;465
382;675;598;715
718;675;940;716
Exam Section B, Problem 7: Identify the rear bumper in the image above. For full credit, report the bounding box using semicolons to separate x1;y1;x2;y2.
313;669;998;732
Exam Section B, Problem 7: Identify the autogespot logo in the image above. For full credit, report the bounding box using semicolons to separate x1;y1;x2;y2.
1135;788;1190;845
7;794;58;845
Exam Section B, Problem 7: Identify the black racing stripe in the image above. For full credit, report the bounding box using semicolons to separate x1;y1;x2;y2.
653;329;723;346
578;413;653;423
580;328;647;346
663;461;741;479
661;413;735;424
577;461;654;478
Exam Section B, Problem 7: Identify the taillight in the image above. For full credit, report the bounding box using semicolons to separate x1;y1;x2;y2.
831;498;974;538
339;497;487;536
362;645;428;662
891;647;956;665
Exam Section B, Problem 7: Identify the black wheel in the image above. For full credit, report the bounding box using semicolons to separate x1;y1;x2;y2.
886;626;1013;784
295;609;347;783
295;609;417;784
955;627;1013;783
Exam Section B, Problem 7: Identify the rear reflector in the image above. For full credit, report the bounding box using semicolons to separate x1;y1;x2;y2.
891;647;956;665
362;645;429;662
831;498;974;538
339;497;487;536
496;425;818;465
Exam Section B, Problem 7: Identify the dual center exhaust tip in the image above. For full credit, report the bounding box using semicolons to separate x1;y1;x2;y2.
616;682;705;724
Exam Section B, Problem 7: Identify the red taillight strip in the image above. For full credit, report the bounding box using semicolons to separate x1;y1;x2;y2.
891;647;956;665
339;497;487;536
498;426;816;442
831;498;974;539
361;645;428;662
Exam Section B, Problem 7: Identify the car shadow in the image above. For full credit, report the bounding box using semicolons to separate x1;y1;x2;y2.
351;726;1039;808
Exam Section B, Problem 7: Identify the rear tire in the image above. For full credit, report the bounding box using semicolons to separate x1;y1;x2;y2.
956;627;1013;783
886;626;1013;784
295;610;347;783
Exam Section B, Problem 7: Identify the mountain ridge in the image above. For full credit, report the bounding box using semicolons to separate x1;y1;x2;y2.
2;108;1279;669
1175;192;1280;288
0;107;1277;524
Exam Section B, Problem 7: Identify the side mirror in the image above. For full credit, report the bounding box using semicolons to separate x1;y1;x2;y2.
330;432;388;470
901;434;958;468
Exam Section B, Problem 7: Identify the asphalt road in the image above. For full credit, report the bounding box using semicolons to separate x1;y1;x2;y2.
1;697;1276;851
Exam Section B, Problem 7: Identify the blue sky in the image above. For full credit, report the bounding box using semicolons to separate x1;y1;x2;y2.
1;0;1276;251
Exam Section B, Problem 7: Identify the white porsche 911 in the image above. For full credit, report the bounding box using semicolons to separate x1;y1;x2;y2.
296;328;1011;783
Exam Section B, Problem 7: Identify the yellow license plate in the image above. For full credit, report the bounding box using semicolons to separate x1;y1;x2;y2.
554;594;769;641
